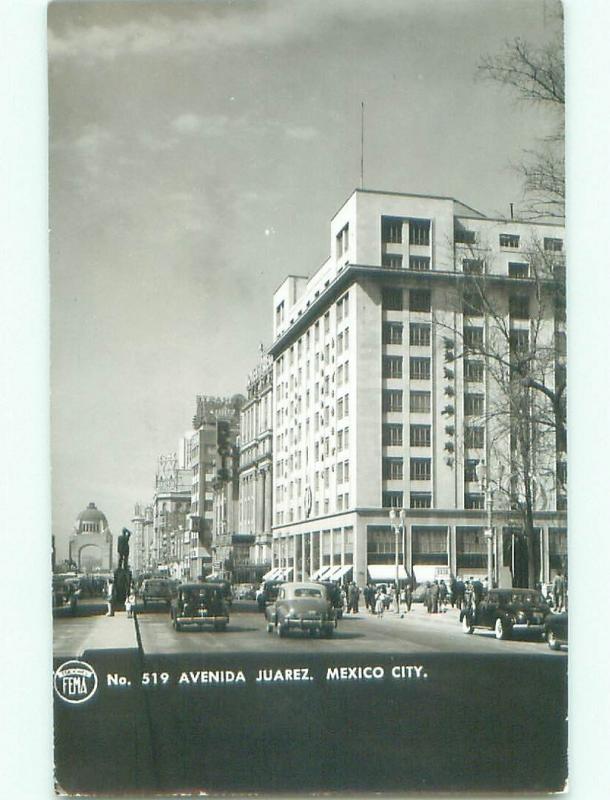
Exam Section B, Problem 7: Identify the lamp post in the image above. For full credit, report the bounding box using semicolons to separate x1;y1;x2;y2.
389;507;407;612
476;460;494;587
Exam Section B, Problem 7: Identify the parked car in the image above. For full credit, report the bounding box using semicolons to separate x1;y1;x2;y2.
169;582;230;632
52;576;81;615
257;579;284;612
235;583;256;600
265;581;337;637
545;611;568;650
204;577;233;607
460;588;550;640
319;580;344;618
141;578;174;608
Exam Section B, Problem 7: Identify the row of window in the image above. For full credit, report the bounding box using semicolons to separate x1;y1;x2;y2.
382;254;431;271
382;424;431;447
381;216;431;246
383;321;430;346
455;228;563;253
382;355;431;380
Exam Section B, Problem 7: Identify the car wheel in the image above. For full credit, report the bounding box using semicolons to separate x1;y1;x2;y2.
547;630;561;650
266;621;274;634
276;622;286;638
461;615;474;634
175;620;182;632
494;617;511;640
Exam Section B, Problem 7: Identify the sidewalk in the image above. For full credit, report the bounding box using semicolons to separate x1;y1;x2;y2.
348;602;461;626
78;610;139;656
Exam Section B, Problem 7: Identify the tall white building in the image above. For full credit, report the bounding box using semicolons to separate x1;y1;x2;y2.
269;189;566;588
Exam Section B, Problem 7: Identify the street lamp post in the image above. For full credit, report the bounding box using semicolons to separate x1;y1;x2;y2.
389;508;407;612
476;460;494;587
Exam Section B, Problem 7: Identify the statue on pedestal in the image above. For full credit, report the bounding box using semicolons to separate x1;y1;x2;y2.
113;527;133;607
117;527;131;569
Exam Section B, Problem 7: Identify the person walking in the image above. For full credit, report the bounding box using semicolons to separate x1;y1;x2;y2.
375;588;385;618
439;580;448;613
454;577;465;610
125;589;135;619
552;570;566;612
430;580;439;614
105;578;115;617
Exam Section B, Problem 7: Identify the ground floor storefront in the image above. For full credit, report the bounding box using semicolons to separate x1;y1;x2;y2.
271;509;567;588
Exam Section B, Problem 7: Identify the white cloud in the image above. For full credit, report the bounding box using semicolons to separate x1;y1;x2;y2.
284;125;318;141
171;113;205;134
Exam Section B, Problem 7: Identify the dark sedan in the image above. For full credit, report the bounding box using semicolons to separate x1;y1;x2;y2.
170;583;229;632
265;582;337;638
545;612;568;650
460;588;550;640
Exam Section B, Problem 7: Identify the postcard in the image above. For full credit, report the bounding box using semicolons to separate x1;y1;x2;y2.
50;1;568;794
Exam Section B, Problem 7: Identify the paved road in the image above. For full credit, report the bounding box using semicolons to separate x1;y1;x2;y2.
54;599;566;657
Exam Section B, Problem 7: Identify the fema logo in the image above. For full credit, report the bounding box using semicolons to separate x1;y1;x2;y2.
54;659;98;704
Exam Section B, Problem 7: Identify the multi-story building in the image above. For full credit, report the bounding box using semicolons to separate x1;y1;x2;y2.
131;502;153;574
269;188;566;588
188;395;243;579
152;452;192;578
238;350;273;579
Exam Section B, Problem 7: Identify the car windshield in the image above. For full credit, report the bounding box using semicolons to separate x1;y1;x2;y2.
293;588;323;598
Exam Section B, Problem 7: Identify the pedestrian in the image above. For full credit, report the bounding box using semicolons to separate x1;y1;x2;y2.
105;578;115;617
430;581;439;614
439;580;448;612
375;588;385;618
125;589;135;619
552;570;566;612
404;578;413;612
454;577;465;610
350;582;360;613
424;581;432;613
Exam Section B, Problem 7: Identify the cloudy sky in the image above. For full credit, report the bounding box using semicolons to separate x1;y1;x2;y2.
48;0;562;557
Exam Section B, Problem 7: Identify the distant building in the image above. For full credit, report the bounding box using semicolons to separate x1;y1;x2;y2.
238;350;273;579
269;188;566;588
152;453;192;578
131;503;153;573
68;502;113;571
188;395;244;579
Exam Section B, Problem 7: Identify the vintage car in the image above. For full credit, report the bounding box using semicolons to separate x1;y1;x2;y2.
319;580;344;618
141;578;174;608
169;582;229;632
52;576;81;615
460;588;550;640
257;579;284;612
545;611;568;650
204;577;233;607
265;581;337;637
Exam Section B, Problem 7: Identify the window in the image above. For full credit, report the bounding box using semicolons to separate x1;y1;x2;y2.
410;458;431;480
463;258;483;274
509;294;529;319
336;292;349;321
337;429;344;451
509;261;529;279
500;233;520;249
410;323;431;347
382;491;404;508
382;254;403;270
410;391;431;413
410;493;431;509
464;493;484;509
455;228;476;244
337;462;343;482
383;389;403;412
464;359;484;382
275;300;285;328
383;322;403;345
410;424;431;447
463;290;484;316
463;326;484;351
409;256;430;271
410;357;431;380
343;427;350;448
383;355;403;378
465;427;484;448
382;423;403;446
464;393;484;416
409;289;431;312
410;219;430;246
544;237;563;252
464;459;480;483
382;287;403;310
337;397;344;419
510;329;529;353
336;223;349;258
383;458;403;480
323;311;330;334
381;216;404;244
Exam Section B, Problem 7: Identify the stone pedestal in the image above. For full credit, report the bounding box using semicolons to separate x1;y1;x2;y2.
113;567;132;607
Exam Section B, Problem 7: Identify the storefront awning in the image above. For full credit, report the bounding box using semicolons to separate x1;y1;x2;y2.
368;565;408;582
326;564;353;581
262;567;280;580
277;567;293;581
310;567;324;580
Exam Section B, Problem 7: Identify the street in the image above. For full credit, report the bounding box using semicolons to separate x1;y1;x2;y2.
54;598;566;658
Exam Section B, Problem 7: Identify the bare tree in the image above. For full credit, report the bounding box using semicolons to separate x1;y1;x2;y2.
479;27;565;220
438;235;566;587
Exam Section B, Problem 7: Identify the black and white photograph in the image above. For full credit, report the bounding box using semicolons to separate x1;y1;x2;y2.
43;0;575;794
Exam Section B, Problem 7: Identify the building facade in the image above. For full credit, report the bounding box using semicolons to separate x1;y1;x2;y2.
151;453;192;578
269;189;566;588
238;351;274;577
131;502;153;574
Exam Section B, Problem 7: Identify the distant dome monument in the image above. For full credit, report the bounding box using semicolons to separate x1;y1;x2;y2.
69;501;113;571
